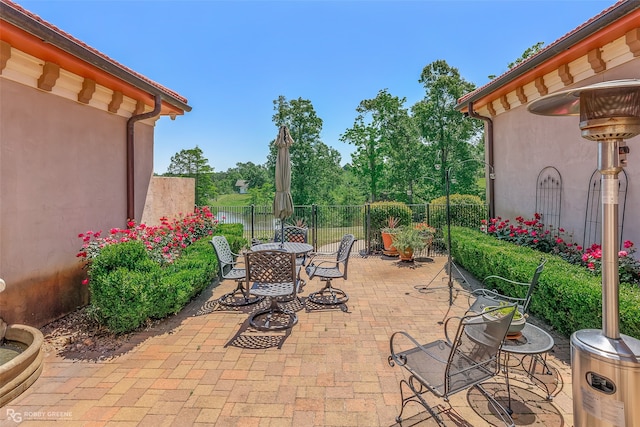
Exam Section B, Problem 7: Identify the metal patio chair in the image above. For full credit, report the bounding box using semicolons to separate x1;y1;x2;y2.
245;250;302;331
388;304;517;426
210;235;262;307
274;226;309;265
274;225;308;244
305;234;356;306
468;258;546;316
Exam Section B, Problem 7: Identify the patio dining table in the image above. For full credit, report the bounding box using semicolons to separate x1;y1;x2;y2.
251;242;313;256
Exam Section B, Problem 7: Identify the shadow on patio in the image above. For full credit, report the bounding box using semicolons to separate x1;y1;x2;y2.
2;255;573;426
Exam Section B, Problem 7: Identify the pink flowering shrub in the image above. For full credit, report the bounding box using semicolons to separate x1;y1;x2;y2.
482;214;640;287
78;206;218;266
582;240;640;285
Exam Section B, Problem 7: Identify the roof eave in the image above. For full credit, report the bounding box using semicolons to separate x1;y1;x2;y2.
455;0;640;111
0;1;192;113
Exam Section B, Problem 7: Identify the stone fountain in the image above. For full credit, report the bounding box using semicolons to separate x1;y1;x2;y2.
0;278;44;407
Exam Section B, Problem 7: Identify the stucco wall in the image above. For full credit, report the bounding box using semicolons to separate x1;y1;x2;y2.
490;59;640;248
141;176;195;226
0;78;155;326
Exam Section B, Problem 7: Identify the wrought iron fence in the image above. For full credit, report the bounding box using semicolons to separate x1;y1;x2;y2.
207;203;489;256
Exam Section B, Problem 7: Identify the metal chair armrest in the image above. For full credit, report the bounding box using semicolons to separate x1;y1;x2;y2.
388;331;450;368
482;275;529;288
306;251;337;262
469;289;525;310
443;316;463;345
472;288;523;301
306;260;340;279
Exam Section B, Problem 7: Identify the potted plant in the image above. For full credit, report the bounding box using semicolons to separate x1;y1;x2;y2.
481;303;527;336
391;227;427;261
380;216;401;256
288;216;307;228
414;223;436;248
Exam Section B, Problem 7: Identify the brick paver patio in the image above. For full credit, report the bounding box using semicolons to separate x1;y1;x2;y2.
2;255;573;426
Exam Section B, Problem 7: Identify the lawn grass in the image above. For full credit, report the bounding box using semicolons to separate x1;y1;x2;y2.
210;193;251;207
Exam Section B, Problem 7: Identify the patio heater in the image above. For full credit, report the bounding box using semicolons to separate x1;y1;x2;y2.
528;79;640;427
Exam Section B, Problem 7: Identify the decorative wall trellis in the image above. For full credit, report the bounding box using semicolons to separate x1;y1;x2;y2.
582;169;628;250
535;166;562;230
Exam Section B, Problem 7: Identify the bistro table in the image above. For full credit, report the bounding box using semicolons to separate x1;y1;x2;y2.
251;242;313;255
465;319;558;415
499;322;558;413
250;242;314;290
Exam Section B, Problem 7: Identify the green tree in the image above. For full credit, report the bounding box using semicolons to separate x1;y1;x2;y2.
248;182;274;205
270;96;343;205
508;41;545;69
488;41;545;79
340;116;382;202
412;60;482;199
223;161;270;195
330;164;368;206
341;89;426;203
165;146;216;205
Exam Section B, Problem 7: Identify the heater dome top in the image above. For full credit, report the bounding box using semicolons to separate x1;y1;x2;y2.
527;79;640;117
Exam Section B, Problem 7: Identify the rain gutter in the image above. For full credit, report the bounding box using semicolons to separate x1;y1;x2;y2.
127;94;162;222
467;101;495;219
455;0;640;110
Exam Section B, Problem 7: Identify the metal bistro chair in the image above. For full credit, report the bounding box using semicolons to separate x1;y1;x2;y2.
245;250;302;331
468;258;547;316
274;226;309;266
305;234;356;306
210;236;263;307
274;225;308;244
388;304;518;426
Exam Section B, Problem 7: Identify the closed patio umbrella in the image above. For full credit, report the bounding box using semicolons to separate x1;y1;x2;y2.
273;125;294;247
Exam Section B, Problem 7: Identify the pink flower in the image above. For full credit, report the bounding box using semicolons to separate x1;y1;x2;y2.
82;278;89;285
619;251;628;257
556;238;564;244
588;262;595;270
624;240;633;249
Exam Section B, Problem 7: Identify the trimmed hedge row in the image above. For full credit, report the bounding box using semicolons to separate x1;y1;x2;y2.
450;226;640;339
87;223;246;334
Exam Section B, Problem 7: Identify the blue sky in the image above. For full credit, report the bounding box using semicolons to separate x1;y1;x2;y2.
19;0;614;173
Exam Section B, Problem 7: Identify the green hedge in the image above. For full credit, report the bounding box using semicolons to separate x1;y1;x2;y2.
88;226;245;334
428;194;487;229
369;202;412;232
450;226;640;339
